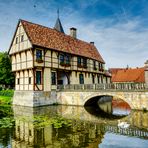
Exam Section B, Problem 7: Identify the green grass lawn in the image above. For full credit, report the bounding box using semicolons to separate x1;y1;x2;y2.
0;95;12;105
0;90;14;105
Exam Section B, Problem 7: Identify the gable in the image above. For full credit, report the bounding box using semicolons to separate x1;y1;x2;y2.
9;21;32;55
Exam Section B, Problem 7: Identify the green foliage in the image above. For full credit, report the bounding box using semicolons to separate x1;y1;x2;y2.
0;106;13;118
18;115;72;129
0;117;15;128
51;116;72;128
0;52;15;88
0;90;13;105
0;90;14;97
0;105;14;128
33;115;72;129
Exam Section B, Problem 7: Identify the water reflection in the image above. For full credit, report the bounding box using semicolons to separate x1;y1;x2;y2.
12;105;148;147
0;105;148;148
112;99;131;116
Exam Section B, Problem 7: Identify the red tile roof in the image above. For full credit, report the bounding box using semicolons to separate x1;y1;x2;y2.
111;67;145;83
21;20;105;63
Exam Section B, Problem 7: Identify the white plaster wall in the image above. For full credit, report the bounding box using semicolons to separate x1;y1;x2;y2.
44;68;51;91
45;50;51;67
9;22;32;54
20;71;24;90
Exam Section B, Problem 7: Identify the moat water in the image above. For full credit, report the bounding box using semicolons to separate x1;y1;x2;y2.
0;99;148;148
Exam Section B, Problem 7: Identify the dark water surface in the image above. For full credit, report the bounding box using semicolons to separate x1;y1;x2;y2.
0;101;148;148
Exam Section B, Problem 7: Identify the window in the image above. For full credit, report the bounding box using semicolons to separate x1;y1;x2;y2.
17;78;20;84
65;55;70;64
77;57;81;66
93;61;97;70
79;74;84;84
98;62;101;70
21;35;24;42
17;126;20;132
36;49;42;60
36;71;41;85
29;130;32;136
92;74;95;84
59;54;71;66
16;37;18;44
101;76;103;83
60;54;64;64
83;58;87;68
29;77;31;84
51;72;56;85
97;75;100;84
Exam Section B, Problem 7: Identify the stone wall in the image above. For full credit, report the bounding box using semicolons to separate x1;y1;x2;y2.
13;90;57;107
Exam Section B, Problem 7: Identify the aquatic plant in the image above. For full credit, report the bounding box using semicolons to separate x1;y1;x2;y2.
33;115;72;129
0;117;15;128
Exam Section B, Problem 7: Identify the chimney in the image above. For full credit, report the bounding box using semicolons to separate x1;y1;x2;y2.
90;42;94;45
70;27;77;38
144;60;148;84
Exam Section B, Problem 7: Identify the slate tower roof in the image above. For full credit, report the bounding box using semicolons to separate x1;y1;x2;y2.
54;14;65;33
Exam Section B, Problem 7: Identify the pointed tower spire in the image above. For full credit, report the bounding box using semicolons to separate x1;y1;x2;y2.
54;9;65;33
57;8;59;18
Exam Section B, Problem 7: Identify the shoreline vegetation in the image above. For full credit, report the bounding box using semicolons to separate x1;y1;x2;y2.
0;90;14;128
0;90;14;105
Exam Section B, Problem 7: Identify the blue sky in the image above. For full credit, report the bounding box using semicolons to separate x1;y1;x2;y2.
0;0;148;68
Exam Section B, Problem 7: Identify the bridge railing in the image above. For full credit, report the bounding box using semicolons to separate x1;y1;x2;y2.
57;83;148;91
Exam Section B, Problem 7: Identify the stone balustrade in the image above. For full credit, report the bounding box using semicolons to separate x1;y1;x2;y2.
57;83;148;91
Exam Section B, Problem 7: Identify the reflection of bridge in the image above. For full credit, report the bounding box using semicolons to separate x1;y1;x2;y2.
57;83;148;110
105;125;148;138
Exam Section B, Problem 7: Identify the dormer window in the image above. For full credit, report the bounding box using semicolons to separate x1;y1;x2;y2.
36;49;43;63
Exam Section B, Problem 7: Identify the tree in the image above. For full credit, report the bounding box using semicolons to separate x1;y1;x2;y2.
0;52;15;89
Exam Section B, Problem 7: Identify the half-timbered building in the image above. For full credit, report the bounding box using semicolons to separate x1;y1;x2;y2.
8;17;111;106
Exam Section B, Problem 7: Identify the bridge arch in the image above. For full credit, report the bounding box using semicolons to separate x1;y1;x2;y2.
83;92;132;109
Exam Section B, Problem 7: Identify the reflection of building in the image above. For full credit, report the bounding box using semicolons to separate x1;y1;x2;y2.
9;15;111;106
12;106;105;148
109;61;148;84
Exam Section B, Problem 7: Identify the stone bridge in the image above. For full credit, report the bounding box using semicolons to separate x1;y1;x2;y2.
57;84;148;110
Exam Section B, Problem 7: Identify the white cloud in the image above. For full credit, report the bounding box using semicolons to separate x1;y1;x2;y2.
0;0;148;69
63;16;148;68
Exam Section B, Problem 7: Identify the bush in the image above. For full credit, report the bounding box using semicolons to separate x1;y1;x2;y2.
0;90;14;97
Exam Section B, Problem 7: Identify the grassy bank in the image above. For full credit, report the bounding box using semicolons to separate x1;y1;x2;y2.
0;90;14;105
0;90;14;128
